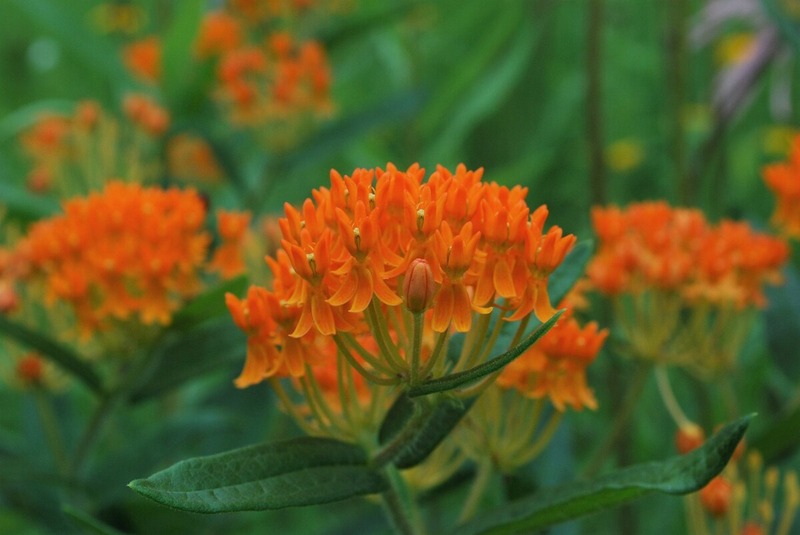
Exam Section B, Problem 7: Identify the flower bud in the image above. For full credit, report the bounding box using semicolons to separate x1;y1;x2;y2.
675;423;705;454
700;476;733;518
403;258;436;313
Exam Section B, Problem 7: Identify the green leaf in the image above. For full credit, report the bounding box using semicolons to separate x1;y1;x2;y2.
128;437;388;512
0;316;103;394
547;240;593;307
378;394;474;469
130;318;246;402
407;310;564;397
162;0;204;109
453;414;754;535
170;276;248;330
63;506;127;535
750;403;800;462
0;179;59;220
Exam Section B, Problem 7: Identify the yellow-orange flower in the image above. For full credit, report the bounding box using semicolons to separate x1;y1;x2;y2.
15;182;209;334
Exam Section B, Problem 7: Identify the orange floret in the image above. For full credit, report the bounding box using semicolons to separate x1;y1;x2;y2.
122;36;161;83
196;11;242;58
764;135;800;239
210;210;252;278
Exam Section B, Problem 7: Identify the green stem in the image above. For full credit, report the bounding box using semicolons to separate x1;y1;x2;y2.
381;467;425;535
457;458;494;523
366;301;406;373
420;330;448;379
409;312;424;385
654;365;692;428
333;335;401;386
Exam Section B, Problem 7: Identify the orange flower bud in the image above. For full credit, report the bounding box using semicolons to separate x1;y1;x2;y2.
700;476;733;518
675;423;705;454
16;354;44;385
403;258;436;313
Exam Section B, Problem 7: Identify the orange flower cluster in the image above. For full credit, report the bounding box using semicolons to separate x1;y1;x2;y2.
763;135;800;239
216;32;331;128
496;308;607;411
209;209;252;278
19;98;169;195
589;202;787;308
15;182;209;334
226;163;576;386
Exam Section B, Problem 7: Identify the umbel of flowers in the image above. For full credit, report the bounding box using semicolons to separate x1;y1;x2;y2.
13;182;210;338
588;201;787;377
226;163;587;449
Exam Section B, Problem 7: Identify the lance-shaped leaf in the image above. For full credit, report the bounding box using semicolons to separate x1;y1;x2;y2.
377;394;474;469
547;240;593;306
0;316;103;394
408;310;563;397
453;414;754;535
128;437;387;513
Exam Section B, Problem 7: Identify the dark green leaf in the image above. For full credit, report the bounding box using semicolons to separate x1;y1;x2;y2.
453;414;754;535
170;276;248;330
548;240;594;307
128;437;387;512
408;310;564;397
378;394;474;469
0;316;103;394
750;404;800;462
63;506;127;535
131;318;246;402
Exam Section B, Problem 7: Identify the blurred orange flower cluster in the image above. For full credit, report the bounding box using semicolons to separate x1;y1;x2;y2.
763;135;800;239
209;209;252;279
19;97;169;196
497;307;606;411
589;201;787;309
122;4;332;142
226;163;577;387
14;182;209;335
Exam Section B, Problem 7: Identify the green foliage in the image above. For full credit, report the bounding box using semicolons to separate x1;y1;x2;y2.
128;437;388;513
454;415;754;535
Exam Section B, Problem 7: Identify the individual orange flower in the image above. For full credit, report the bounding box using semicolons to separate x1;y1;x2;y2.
20;114;71;160
210;210;252;278
15;182;209;335
123;36;162;83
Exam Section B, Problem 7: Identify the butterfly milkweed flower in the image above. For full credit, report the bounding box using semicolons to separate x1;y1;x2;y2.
209;209;252;278
122;36;161;84
763;135;800;239
15;182;209;336
226;164;586;447
588;201;787;376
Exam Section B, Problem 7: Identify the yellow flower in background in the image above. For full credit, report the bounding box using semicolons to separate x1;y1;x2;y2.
605;138;644;173
763;126;799;156
714;32;756;67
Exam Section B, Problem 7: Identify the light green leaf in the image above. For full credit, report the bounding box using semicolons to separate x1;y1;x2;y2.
0;316;103;394
162;0;204;109
407;310;564;397
453;414;754;535
128;437;387;512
